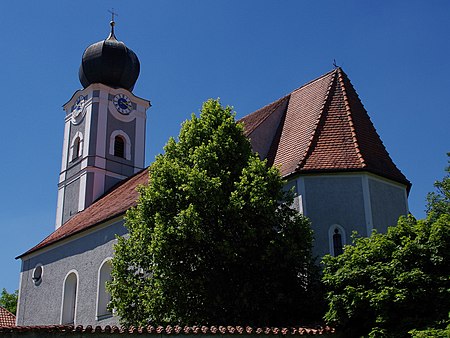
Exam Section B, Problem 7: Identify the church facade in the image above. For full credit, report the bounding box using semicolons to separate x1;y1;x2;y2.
15;22;410;326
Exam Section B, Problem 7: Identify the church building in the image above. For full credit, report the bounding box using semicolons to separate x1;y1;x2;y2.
15;21;410;327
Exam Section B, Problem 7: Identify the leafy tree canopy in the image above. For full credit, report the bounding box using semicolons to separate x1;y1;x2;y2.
0;288;18;315
322;154;450;337
426;152;450;222
109;99;319;326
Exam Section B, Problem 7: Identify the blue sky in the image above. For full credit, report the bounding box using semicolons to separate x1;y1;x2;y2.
0;1;448;293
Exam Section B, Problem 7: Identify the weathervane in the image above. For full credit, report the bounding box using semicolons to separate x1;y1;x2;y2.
333;59;339;69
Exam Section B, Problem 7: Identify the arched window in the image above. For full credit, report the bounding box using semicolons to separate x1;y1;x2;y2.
69;132;83;162
61;271;78;325
332;229;343;256
73;138;81;159
109;130;132;160
96;259;113;319
328;224;346;257
114;136;125;158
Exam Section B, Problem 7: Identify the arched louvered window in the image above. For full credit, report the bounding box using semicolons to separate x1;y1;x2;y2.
73;138;81;159
61;271;78;325
70;132;83;162
109;130;131;160
114;136;125;158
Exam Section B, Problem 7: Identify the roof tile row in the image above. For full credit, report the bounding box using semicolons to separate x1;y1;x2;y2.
0;325;334;335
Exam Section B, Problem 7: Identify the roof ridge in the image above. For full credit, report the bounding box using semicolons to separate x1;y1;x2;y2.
296;70;338;170
336;68;366;167
239;94;290;136
290;68;338;96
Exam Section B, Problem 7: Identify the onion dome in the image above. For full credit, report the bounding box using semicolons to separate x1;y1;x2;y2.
79;20;140;91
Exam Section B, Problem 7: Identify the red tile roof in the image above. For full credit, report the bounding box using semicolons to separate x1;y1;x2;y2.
240;68;410;187
18;169;149;258
0;306;16;327
19;68;410;258
0;325;335;335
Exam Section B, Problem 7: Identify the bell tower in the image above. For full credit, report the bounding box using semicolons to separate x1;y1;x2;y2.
55;20;150;228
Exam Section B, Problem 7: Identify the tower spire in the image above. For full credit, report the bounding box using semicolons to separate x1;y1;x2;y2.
107;8;118;40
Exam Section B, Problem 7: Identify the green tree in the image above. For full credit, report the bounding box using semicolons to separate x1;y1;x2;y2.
0;288;18;315
409;320;450;338
109;99;319;326
322;155;450;337
426;153;450;222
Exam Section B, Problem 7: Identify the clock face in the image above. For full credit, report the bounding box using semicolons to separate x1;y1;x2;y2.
113;94;132;114
71;95;87;124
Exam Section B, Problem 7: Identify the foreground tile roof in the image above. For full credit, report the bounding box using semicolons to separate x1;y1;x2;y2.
0;325;335;336
0;306;15;327
240;68;410;187
19;68;410;258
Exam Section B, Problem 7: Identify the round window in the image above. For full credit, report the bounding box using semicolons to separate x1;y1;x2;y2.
32;265;43;285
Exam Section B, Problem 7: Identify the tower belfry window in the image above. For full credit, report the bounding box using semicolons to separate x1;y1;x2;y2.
69;132;83;162
73;138;81;159
114;136;125;158
109;130;131;160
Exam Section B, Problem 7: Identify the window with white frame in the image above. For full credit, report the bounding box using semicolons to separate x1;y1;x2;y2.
109;130;131;160
96;259;113;319
69;132;83;161
61;271;78;325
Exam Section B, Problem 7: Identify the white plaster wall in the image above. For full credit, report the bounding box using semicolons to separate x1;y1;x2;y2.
17;220;127;327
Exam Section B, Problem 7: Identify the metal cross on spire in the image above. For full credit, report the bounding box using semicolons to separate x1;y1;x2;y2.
108;8;118;23
107;8;118;40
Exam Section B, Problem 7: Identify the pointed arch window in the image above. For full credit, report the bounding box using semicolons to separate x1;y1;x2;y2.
96;259;113;319
328;224;346;256
109;130;132;160
61;271;78;325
